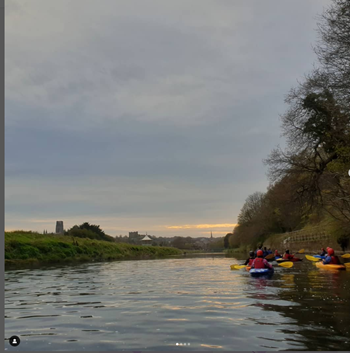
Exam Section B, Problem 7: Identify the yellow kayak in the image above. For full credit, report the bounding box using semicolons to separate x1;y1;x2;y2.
316;262;346;271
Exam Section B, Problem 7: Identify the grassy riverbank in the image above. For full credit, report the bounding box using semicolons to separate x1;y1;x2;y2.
5;231;182;270
225;247;249;255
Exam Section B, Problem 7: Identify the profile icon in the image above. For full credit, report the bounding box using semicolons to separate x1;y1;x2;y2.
9;335;20;347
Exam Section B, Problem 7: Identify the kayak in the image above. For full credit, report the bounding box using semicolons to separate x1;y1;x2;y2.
277;257;302;262
246;266;251;271
316;262;346;271
313;255;326;259
275;256;282;259
249;268;274;277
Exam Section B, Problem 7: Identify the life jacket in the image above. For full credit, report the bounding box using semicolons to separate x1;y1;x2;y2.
248;258;254;266
275;250;281;257
283;254;293;260
253;257;265;269
330;256;340;264
320;250;327;256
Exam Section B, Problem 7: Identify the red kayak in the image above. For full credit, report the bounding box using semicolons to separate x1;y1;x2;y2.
277;257;302;263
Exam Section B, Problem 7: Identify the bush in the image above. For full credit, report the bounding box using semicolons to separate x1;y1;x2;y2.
16;245;42;260
65;222;115;242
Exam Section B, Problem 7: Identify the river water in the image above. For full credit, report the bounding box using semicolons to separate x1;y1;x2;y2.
5;255;350;351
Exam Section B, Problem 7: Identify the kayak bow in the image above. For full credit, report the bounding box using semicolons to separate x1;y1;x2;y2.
249;268;274;277
316;262;346;271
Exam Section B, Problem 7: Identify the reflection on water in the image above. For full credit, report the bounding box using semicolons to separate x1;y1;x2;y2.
5;257;350;351
280;274;295;288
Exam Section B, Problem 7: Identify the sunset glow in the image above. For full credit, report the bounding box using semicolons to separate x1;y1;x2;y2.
167;223;237;229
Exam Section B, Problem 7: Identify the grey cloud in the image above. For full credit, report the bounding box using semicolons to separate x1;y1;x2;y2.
6;0;329;127
5;0;332;233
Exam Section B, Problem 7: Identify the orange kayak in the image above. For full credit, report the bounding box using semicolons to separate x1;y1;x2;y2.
316;262;346;271
246;266;251;271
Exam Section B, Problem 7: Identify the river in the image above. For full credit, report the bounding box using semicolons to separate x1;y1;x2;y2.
5;255;350;351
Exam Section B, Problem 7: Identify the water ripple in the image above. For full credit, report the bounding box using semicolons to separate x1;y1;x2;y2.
5;256;350;350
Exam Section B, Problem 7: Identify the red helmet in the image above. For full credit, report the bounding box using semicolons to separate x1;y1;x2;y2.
257;250;263;257
326;247;330;250
327;248;334;256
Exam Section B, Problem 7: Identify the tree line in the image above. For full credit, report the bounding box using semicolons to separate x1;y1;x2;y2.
59;223;225;250
229;0;350;250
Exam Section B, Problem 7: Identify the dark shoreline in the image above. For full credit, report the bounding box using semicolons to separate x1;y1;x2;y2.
5;254;175;271
5;252;229;271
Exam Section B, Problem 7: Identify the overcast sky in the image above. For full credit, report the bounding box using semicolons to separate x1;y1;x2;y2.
5;0;331;237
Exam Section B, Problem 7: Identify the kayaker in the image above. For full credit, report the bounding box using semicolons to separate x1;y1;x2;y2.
244;251;255;266
251;250;273;269
263;247;268;258
254;245;262;258
322;248;341;265
267;248;273;255
275;249;281;258
283;250;294;261
320;248;327;256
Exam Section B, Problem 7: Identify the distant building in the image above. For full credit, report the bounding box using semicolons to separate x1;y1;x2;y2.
194;237;211;250
129;231;140;240
129;231;155;244
56;221;64;234
141;235;153;245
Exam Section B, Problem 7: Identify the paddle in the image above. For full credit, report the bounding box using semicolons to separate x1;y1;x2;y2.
231;262;294;270
230;264;246;270
296;249;305;254
305;255;322;262
277;261;293;268
341;254;350;258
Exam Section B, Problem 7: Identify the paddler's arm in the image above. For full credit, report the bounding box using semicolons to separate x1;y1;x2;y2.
263;259;273;269
323;256;331;264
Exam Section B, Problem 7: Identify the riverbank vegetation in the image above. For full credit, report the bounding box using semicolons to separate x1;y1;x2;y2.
5;231;182;269
64;222;115;242
228;0;350;251
161;236;224;251
62;223;223;251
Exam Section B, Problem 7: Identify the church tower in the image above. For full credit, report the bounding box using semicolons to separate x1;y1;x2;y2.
56;221;64;234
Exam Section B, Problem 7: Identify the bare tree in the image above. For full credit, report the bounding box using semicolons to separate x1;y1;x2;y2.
237;192;266;225
315;0;350;114
264;0;350;223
